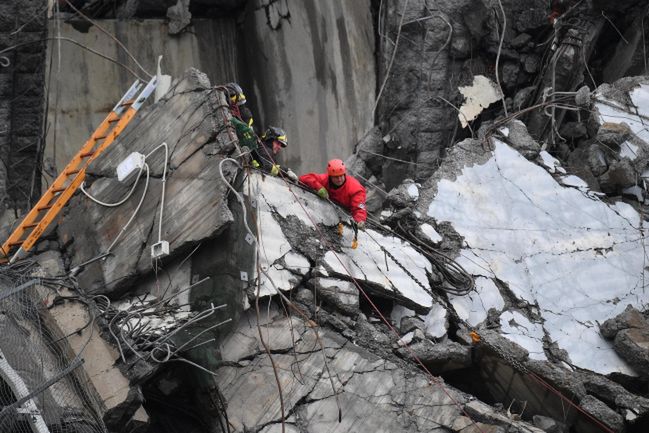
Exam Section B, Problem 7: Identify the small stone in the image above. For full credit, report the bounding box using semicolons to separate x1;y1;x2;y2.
596;122;631;148
295;288;314;305
501;62;520;90
575;85;592;107
598;158;636;194
503;119;541;159
586;144;609;177
532;415;568;433
512;86;536;111
450;34;472;59
559;121;587;139
400;316;425;334
511;33;532;49
522;54;540;74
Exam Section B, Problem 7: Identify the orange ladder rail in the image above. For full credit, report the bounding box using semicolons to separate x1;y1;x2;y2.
1;76;158;264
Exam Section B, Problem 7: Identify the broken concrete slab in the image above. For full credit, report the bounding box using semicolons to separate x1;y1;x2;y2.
58;68;236;295
396;340;472;373
216;307;541;433
248;174;435;310
418;137;649;375
600;305;649;376
32;251;147;429
310;277;359;316
578;395;625;433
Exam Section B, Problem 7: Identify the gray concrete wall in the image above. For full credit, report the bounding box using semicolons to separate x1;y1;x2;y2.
0;0;47;211
45;2;377;177
44;18;240;175
242;0;376;173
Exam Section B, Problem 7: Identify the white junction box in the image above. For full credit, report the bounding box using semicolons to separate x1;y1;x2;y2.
151;240;169;259
116;152;145;183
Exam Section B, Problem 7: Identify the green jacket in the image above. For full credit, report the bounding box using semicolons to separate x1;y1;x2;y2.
231;117;258;151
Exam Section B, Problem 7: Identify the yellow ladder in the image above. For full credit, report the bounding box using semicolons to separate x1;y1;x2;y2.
1;76;158;264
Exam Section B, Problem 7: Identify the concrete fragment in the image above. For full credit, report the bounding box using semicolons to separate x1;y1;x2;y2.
559;121;588;139
312;277;359;316
396;340;472;373
501;62;521;90
598;158;636;194
465;399;547;433
587;144;609;177
58;69;235;295
511;33;532;49
600;305;649;376
400;316;425;334
532;415;568;433
578;395;625;433
522;55;540;74
458;75;504;128
167;0;191;35
513;86;536;111
386;180;419;209
596;122;631;148
503;119;541;159
217;309;527;433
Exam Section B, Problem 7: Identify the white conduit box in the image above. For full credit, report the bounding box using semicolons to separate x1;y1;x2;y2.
116;152;145;183
151;240;169;259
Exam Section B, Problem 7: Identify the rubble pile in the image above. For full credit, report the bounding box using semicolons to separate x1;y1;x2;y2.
2;1;649;433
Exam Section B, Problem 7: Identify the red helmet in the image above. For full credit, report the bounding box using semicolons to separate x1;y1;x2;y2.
327;159;346;176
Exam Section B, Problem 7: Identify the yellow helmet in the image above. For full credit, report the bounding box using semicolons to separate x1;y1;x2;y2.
262;126;287;147
225;82;246;106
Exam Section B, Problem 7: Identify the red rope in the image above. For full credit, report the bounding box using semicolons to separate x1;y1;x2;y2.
526;372;616;433
252;142;615;433
249;146;488;432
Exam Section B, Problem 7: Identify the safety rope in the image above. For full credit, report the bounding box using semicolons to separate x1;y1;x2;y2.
278;173;617;433
242;144;490;433
226;111;616;433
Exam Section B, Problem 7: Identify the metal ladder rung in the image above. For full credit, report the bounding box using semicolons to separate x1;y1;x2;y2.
0;76;156;264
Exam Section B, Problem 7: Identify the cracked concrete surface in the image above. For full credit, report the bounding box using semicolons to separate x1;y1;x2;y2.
419;136;649;375
217;305;541;433
58;69;236;295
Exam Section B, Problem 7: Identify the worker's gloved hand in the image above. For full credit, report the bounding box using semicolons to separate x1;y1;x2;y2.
317;187;329;200
286;169;298;182
356;220;366;231
270;164;280;176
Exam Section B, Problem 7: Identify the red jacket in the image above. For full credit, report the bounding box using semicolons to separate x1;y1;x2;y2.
299;173;367;222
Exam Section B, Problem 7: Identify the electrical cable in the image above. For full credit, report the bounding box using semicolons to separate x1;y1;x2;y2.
106;163;150;254
243;142;488;433
62;0;153;78
146;142;169;243
80;164;144;207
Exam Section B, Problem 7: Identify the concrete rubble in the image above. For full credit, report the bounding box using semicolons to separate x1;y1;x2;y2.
1;1;649;432
12;67;645;431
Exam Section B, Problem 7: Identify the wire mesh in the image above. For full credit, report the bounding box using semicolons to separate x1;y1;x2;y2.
0;260;107;433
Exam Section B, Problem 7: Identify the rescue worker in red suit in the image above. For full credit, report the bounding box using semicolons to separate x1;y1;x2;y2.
299;159;367;229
